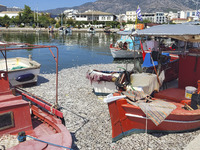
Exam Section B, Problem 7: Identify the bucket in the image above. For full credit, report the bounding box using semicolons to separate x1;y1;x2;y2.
185;86;197;99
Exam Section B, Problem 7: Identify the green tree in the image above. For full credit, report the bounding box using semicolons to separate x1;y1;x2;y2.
49;18;56;25
38;14;50;28
15;12;23;26
37;13;55;28
10;16;16;26
127;20;134;24
2;15;11;27
0;17;3;26
22;5;34;26
66;18;75;27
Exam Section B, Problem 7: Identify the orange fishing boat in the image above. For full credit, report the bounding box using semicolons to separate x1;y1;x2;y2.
0;43;72;149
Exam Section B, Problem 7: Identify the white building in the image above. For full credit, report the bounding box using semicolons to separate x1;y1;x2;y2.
0;11;20;18
117;14;126;22
63;9;78;19
126;11;136;22
0;4;7;12
142;13;155;22
125;11;168;23
178;10;199;21
154;12;167;24
167;11;178;21
75;10;115;22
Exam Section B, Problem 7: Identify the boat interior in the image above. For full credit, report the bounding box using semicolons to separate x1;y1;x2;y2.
0;57;41;71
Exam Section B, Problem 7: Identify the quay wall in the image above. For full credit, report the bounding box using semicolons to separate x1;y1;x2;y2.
0;27;119;33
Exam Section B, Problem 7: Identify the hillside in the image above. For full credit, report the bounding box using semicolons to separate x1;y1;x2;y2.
43;0;198;15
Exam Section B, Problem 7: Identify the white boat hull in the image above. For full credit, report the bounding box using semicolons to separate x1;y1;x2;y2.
0;57;41;86
87;70;119;95
8;68;40;86
91;81;117;95
110;48;142;59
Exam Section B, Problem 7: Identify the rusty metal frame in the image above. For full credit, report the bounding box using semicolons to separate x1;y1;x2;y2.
0;42;59;106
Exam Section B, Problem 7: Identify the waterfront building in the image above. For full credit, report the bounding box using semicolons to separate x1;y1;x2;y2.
75;10;115;22
0;4;7;12
7;6;22;11
125;11;168;23
167;11;178;21
142;13;155;23
117;14;127;22
177;10;199;21
63;9;78;20
126;11;136;22
0;11;20;18
154;12;167;24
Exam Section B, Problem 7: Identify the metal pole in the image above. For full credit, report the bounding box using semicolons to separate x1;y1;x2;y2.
56;47;59;107
5;51;8;72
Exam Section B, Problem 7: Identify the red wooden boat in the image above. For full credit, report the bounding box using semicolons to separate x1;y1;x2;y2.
0;43;72;149
105;24;200;142
105;89;200;142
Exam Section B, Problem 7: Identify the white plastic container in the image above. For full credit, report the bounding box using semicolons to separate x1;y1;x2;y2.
185;86;197;99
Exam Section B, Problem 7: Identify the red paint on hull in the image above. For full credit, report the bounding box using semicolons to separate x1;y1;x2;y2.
107;93;200;141
0;71;72;149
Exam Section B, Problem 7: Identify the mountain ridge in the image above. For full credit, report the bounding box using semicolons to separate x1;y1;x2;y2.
43;0;198;15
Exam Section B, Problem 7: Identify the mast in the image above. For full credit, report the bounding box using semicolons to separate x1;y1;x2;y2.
37;7;38;28
34;9;35;23
92;3;94;25
61;12;63;27
196;0;199;11
196;0;199;20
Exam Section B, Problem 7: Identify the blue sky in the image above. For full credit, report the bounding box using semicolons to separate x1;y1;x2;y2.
0;0;96;10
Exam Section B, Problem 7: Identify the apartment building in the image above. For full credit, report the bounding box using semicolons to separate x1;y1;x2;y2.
0;4;7;12
178;10;199;21
0;11;20;18
75;10;115;22
126;11;136;21
125;11;168;23
154;12;167;24
142;13;155;22
63;9;78;20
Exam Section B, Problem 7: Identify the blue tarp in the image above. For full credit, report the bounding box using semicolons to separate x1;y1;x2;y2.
142;52;169;68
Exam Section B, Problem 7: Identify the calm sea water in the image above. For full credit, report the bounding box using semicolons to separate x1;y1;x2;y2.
0;32;136;73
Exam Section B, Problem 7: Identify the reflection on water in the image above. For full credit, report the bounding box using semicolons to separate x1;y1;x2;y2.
0;32;138;73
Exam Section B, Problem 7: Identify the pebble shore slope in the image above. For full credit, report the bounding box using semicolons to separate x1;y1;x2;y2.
23;64;200;150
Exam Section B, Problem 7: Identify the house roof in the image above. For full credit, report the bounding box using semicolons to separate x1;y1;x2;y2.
0;11;21;14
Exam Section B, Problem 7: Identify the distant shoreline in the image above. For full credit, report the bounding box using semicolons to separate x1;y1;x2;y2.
0;27;119;33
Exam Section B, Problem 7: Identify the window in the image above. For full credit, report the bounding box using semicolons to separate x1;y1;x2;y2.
0;112;14;131
187;12;190;17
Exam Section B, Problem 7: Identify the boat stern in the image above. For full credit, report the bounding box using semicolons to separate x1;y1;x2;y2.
105;93;129;142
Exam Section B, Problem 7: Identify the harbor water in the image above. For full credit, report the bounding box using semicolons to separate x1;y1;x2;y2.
0;32;123;73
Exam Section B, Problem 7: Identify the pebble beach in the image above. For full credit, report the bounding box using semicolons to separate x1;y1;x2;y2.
23;63;200;150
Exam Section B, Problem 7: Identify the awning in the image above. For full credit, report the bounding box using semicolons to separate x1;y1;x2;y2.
132;24;200;43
